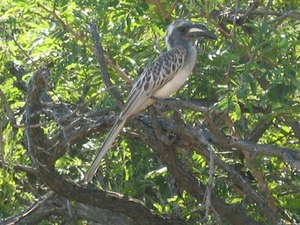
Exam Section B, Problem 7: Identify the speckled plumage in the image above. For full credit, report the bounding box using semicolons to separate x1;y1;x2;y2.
84;20;216;182
121;46;187;119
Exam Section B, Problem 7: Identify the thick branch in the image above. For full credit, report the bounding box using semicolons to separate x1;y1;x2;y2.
132;118;265;225
23;66;184;225
1;192;139;225
227;138;300;168
37;164;184;225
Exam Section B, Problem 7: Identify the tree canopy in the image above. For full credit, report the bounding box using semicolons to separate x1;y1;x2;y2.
1;0;300;224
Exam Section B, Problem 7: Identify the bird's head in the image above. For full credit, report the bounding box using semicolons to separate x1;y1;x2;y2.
165;20;216;50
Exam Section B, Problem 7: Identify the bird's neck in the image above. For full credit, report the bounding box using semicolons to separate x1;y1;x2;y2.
166;37;197;64
166;37;195;54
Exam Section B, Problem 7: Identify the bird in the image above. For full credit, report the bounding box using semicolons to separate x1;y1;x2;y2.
84;19;216;182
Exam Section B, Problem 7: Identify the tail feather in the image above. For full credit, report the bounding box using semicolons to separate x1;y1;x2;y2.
84;119;126;182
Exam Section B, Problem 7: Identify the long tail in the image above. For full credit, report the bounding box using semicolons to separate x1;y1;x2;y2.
84;119;126;182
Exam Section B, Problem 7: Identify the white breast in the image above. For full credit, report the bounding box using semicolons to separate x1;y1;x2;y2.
153;48;197;99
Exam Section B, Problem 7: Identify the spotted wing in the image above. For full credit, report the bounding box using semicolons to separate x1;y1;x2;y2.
120;46;187;119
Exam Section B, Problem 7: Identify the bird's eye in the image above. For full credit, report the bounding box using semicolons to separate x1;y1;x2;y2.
178;26;186;33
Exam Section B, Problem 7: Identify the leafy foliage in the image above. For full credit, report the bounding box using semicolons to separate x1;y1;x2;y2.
0;0;300;224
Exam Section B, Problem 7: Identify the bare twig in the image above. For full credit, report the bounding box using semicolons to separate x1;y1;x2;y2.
216;6;300;20
89;22;124;109
270;10;295;24
227;138;300;169
166;0;179;20
0;89;17;127
198;129;215;223
0;118;5;177
204;111;228;144
66;199;76;224
264;0;273;20
145;0;167;19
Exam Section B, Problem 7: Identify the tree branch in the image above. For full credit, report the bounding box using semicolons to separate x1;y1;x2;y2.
22;66;185;225
1;192;140;225
89;22;124;109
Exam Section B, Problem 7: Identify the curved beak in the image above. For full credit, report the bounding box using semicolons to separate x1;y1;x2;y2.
188;24;216;40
